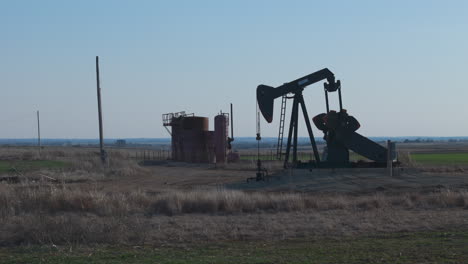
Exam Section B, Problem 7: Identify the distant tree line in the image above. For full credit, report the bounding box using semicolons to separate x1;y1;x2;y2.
403;138;468;143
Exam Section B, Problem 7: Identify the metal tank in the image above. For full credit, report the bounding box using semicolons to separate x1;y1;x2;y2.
214;114;229;163
170;116;214;163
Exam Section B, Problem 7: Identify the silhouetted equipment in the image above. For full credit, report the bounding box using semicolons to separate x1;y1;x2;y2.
36;110;41;155
95;56;107;163
313;110;388;167
163;112;214;163
276;95;287;160
163;108;236;164
257;68;339;168
248;105;268;182
227;103;234;150
257;68;394;168
115;139;127;147
226;103;240;162
215;112;229;163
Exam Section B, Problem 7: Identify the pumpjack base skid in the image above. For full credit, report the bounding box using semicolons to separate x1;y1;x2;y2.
291;160;398;169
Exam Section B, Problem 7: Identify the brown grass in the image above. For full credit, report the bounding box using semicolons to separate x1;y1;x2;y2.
0;146;150;181
397;151;415;167
1;146;468;247
4;209;468;246
1;184;467;218
1;182;468;246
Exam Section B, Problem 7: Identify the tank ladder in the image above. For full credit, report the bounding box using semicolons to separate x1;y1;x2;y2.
276;95;288;160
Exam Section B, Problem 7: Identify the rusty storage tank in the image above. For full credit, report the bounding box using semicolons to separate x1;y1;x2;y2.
214;114;229;163
171;116;214;163
180;116;209;130
204;130;216;163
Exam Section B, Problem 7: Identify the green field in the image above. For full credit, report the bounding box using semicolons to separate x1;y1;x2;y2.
410;153;468;165
1;231;467;264
0;160;68;173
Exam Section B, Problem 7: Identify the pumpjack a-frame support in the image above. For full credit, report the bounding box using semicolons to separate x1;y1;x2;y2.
283;91;320;168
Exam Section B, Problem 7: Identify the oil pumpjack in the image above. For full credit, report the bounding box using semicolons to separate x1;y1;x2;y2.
257;68;392;169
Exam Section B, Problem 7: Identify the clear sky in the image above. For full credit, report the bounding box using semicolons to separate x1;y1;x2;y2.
1;0;467;138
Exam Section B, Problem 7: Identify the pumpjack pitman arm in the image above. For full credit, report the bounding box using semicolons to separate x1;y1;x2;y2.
257;68;341;123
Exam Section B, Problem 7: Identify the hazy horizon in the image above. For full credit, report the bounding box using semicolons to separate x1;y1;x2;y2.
2;136;468;141
2;1;467;139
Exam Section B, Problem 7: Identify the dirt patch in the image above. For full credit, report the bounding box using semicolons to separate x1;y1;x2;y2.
227;167;468;194
94;163;253;193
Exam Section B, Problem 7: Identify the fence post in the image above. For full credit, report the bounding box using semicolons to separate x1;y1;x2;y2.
387;140;393;177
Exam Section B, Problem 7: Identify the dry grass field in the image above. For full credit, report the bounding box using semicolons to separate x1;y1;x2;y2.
0;144;467;263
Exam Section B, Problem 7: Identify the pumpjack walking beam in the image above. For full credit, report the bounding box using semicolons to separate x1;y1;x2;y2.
257;68;341;168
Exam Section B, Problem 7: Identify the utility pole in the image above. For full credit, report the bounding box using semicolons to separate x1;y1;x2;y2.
96;56;106;163
387;140;393;177
37;110;41;155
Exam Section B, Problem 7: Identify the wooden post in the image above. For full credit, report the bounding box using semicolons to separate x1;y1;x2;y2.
96;56;106;163
37;110;41;156
387;140;393;177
